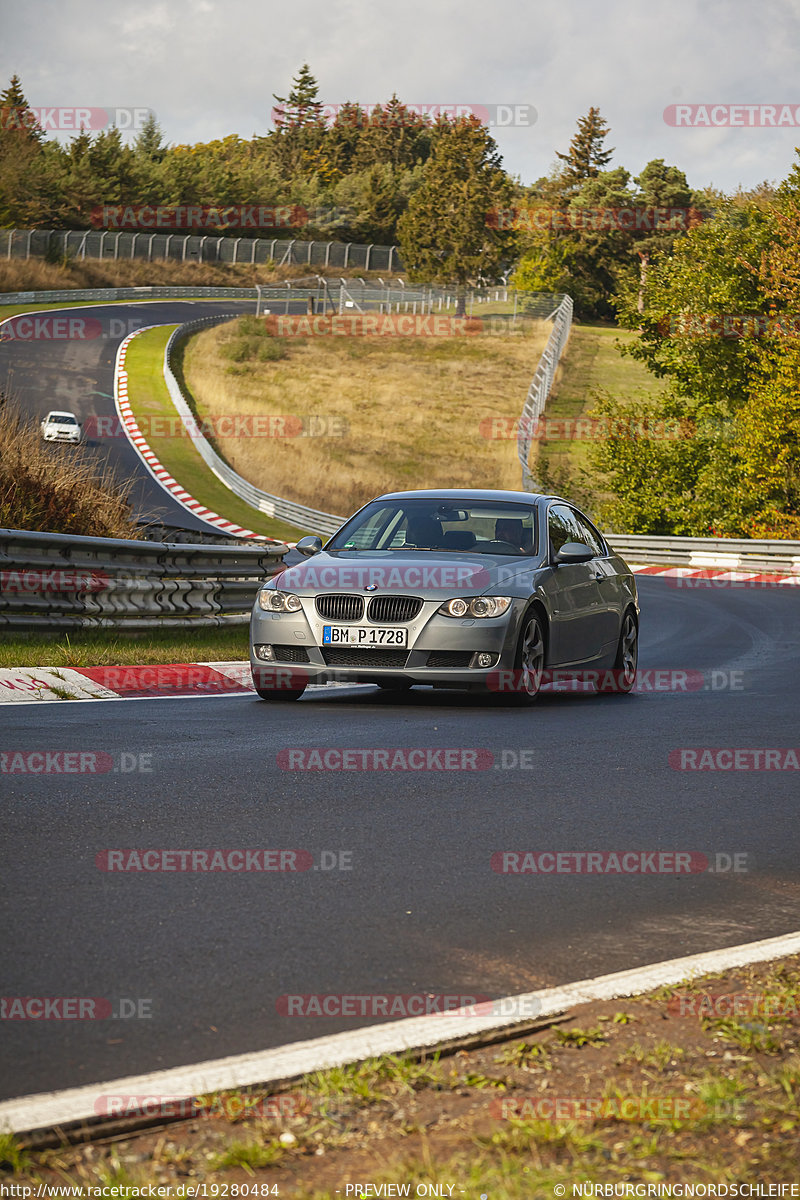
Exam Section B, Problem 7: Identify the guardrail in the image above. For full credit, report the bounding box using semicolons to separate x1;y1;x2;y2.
604;532;800;573
162;318;346;537
0;529;287;631
518;295;574;490
0;281;563;311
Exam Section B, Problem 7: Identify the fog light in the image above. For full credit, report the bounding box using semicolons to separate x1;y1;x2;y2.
255;644;275;661
473;652;498;669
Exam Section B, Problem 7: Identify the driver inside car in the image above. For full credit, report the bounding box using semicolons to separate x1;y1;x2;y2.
494;518;532;553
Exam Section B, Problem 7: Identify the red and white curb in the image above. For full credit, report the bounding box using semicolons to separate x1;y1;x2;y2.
1;929;798;1137
0;663;360;704
115;329;275;542
628;563;800;583
0;662;253;704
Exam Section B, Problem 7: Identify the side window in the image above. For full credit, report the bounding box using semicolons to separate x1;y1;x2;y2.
547;506;575;557
568;509;605;557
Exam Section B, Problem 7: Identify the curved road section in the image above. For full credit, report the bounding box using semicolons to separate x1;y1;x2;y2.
0;300;256;533
1;578;799;1100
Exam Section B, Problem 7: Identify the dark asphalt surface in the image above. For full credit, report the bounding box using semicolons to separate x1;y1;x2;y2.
1;577;800;1100
0;300;260;533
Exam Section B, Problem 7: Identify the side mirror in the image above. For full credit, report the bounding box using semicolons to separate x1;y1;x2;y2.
556;541;594;565
296;535;323;557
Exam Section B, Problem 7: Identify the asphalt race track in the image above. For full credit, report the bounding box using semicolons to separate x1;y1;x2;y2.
2;577;800;1100
0;299;277;532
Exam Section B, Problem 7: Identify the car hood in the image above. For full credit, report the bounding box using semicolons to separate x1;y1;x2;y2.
271;550;545;600
46;421;79;433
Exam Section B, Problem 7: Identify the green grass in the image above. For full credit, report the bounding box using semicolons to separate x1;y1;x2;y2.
533;322;669;496
0;626;250;668
122;326;308;543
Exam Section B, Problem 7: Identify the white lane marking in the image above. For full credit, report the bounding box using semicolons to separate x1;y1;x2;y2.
1;928;799;1135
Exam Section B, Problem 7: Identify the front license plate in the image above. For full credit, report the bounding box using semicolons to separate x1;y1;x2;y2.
323;626;408;647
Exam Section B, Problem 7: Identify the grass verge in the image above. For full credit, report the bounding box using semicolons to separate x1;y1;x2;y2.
0;627;249;669
123;326;308;542
5;953;799;1194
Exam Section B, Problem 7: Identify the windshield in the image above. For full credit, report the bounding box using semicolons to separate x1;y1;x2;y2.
50;414;77;425
327;499;539;556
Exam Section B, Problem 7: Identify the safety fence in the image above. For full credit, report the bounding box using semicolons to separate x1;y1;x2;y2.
604;533;800;574
0;228;401;272
517;294;574;490
0;528;286;631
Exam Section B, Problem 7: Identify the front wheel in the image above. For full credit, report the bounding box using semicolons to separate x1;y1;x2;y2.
598;610;638;694
254;686;306;701
512;611;545;704
251;666;306;702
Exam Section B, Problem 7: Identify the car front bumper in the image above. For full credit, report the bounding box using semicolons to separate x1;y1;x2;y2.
249;595;528;690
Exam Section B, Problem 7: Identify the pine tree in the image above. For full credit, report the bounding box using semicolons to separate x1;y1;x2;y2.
272;64;323;130
555;108;614;192
0;74;43;141
270;65;326;176
134;112;167;163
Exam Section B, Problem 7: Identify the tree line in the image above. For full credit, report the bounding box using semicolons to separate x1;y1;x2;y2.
3;67;798;537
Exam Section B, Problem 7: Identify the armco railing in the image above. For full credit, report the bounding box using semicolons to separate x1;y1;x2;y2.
0;529;287;631
162;317;346;537
0;281;553;310
1;228;401;273
518;294;574;490
604;533;800;573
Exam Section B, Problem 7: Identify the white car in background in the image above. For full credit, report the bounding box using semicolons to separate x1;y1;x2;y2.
40;410;83;444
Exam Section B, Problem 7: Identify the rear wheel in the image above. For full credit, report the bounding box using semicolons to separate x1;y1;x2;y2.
598;610;638;694
512;611;545;704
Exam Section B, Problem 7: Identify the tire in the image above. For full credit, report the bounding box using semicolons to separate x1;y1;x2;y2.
251;665;306;701
511;611;545;704
598;610;638;694
254;686;306;701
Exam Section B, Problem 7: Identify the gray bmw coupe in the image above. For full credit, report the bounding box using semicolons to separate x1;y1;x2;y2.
250;489;638;702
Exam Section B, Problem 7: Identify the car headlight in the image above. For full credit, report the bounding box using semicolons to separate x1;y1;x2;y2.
438;597;512;618
258;588;302;613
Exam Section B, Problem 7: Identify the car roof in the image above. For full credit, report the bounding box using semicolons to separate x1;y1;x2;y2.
46;410;79;420
370;488;563;505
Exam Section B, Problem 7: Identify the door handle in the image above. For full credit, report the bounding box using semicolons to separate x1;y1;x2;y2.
594;571;603;581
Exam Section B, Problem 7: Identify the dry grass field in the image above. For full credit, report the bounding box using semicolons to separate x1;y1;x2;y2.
181;315;552;515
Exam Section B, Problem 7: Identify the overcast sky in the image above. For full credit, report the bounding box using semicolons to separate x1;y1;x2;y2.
4;0;800;195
